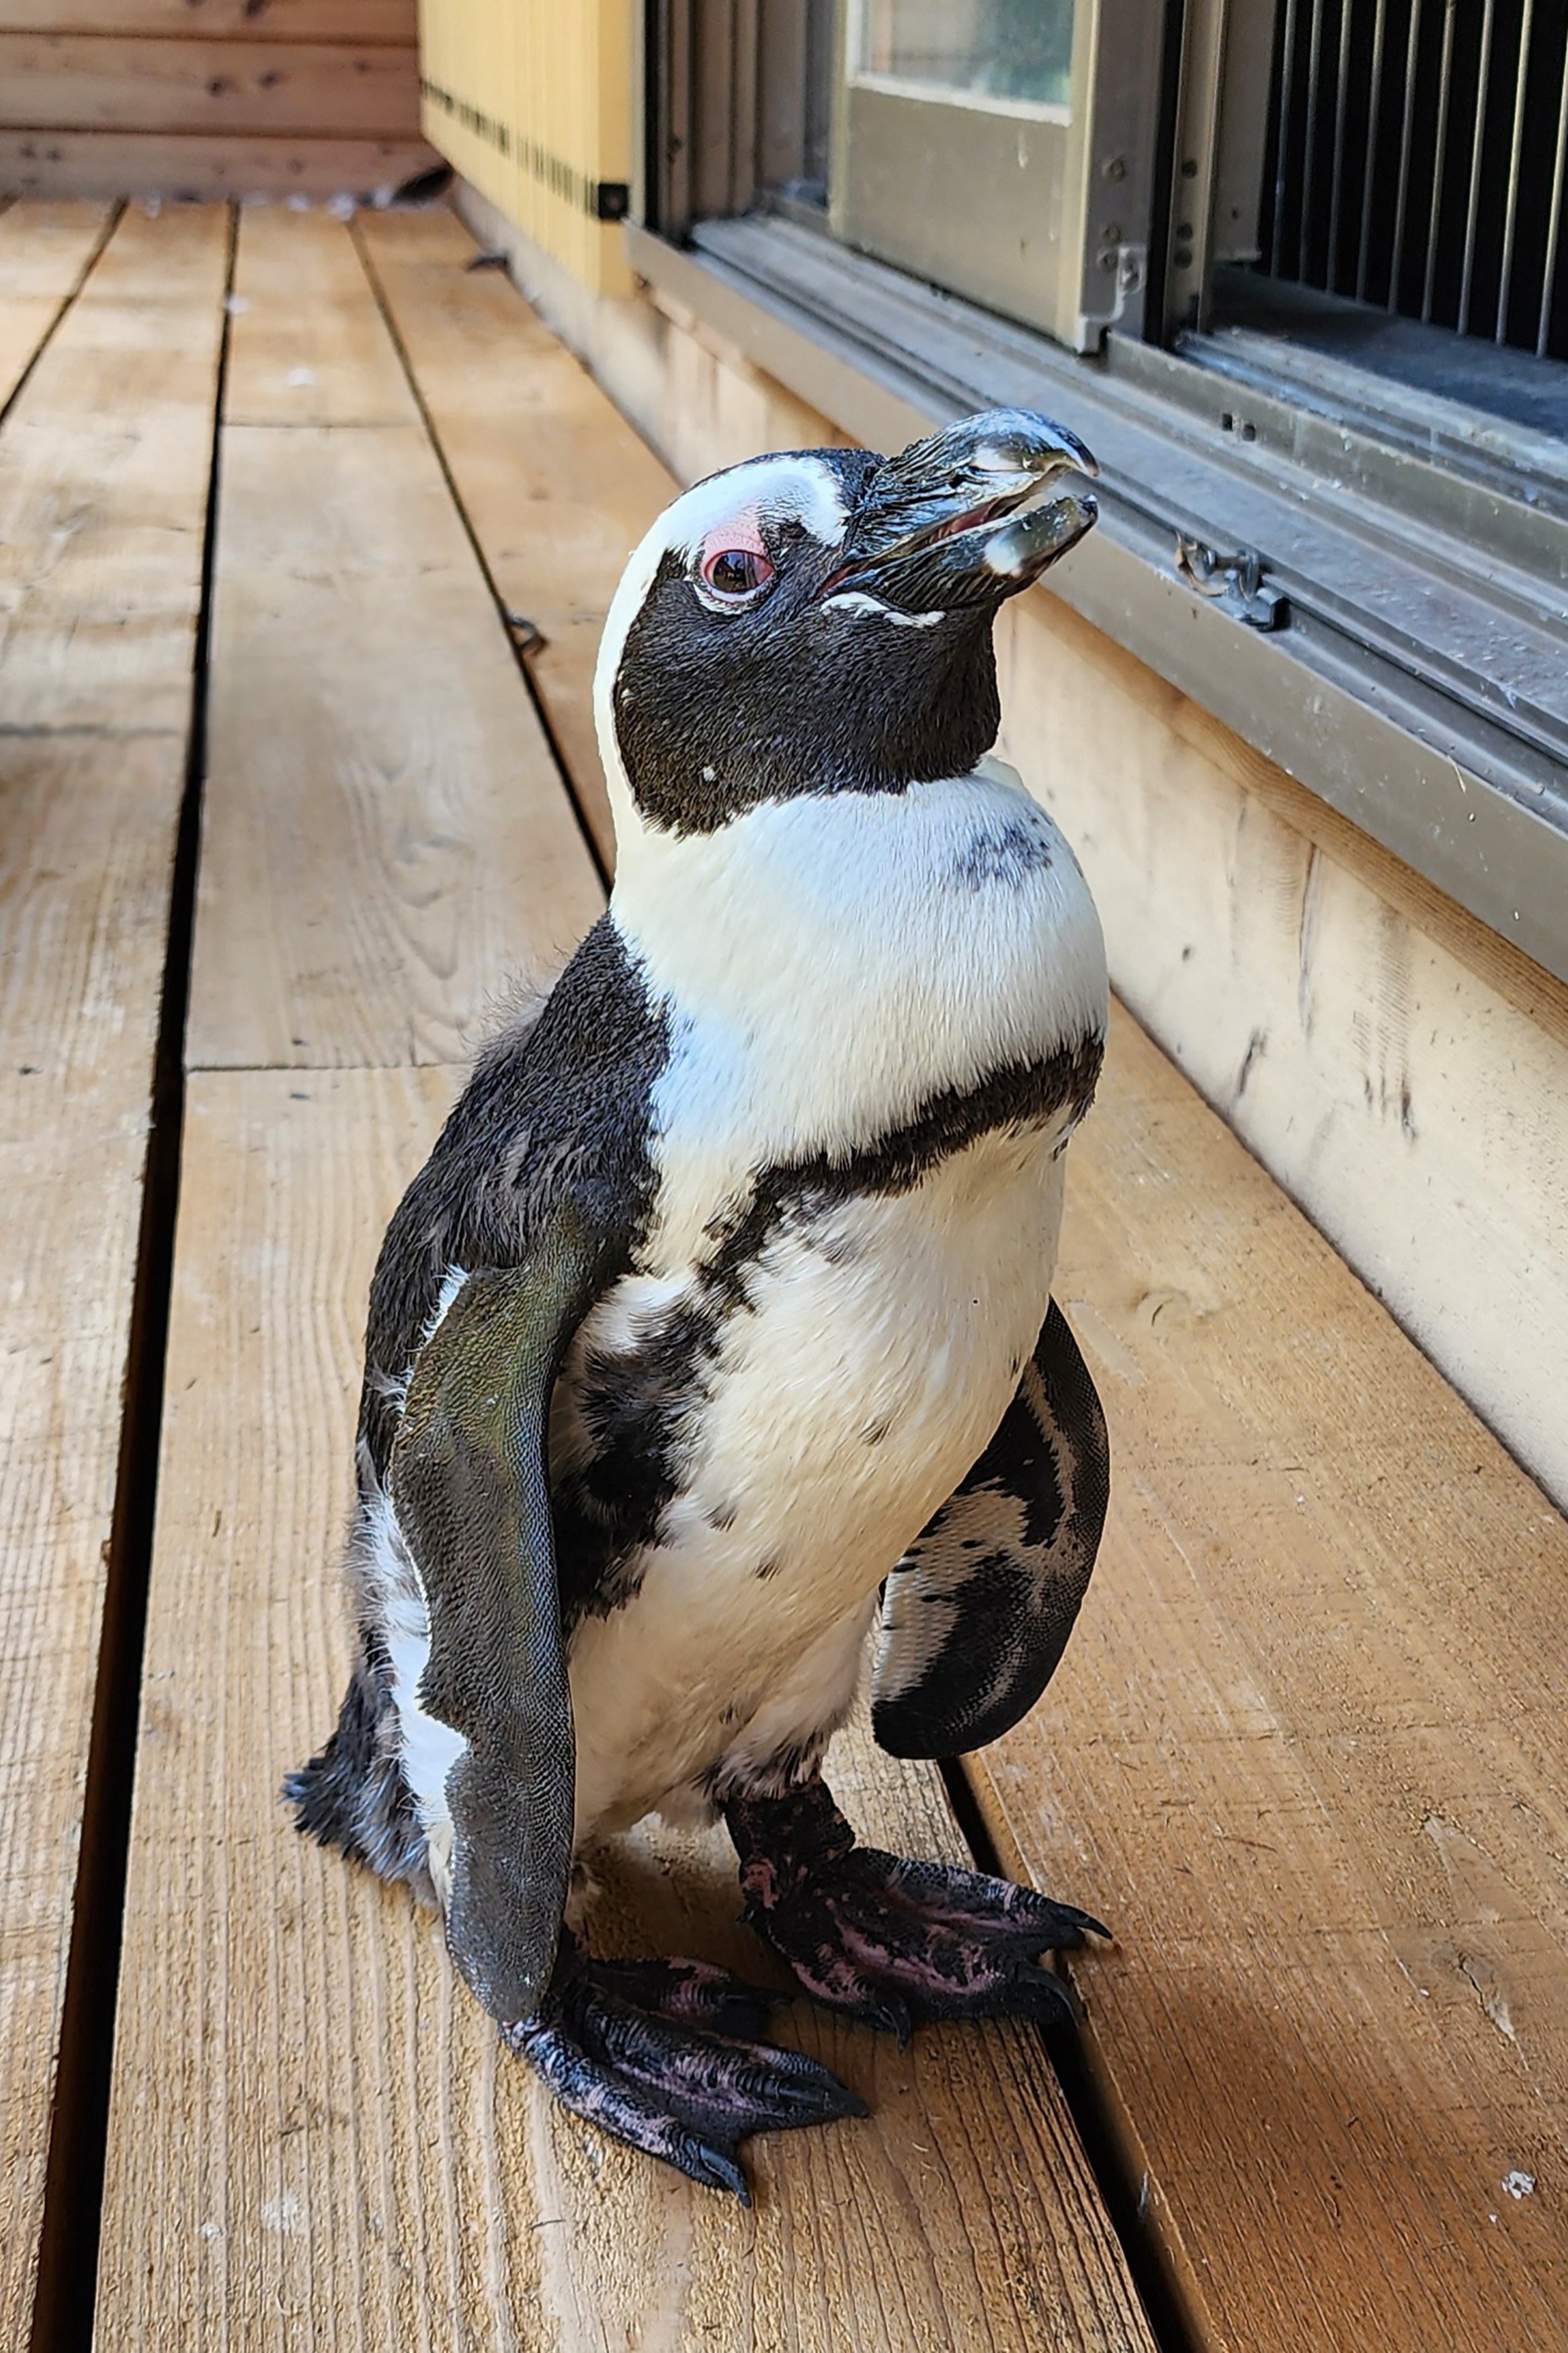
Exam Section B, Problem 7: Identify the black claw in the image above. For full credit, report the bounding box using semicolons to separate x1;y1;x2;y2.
691;2143;751;2204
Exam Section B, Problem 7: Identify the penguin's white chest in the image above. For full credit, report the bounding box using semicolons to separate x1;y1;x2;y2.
562;1121;1069;1843
560;761;1106;1845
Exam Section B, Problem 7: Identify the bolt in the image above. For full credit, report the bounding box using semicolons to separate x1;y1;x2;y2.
1103;155;1126;181
1098;249;1118;271
1181;157;1199;178
1102;223;1122;242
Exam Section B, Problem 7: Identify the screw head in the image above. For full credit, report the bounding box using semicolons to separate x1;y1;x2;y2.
1103;155;1126;181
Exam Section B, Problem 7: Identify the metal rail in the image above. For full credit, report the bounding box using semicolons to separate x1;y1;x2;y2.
1262;0;1568;363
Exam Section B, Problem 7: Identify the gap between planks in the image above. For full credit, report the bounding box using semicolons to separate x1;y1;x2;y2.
0;199;232;2353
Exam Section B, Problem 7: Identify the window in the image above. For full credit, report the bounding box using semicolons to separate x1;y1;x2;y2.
648;0;1165;349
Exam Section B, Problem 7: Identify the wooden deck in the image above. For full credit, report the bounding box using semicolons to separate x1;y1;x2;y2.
3;194;1567;2352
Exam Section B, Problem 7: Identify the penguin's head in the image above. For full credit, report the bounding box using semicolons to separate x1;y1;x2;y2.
594;409;1098;839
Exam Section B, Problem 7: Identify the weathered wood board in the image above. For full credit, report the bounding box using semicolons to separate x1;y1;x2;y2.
0;34;420;136
0;193;110;408
93;1068;1157;2352
224;200;418;426
0;196;223;2350
969;1002;1568;2350
0;200;230;731
0;128;436;198
359;204;677;868
189;208;601;1070
0;0;414;38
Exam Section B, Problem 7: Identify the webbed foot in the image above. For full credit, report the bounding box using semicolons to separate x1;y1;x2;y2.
503;1935;866;2201
726;1779;1107;2046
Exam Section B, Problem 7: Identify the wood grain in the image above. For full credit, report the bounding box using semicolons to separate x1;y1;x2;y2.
189;420;600;1068
0;165;212;2297
0;127;437;196
226;199;419;425
190;212;600;1070
93;1067;1157;2353
0;193;111;407
964;1001;1568;2351
358;205;679;869
0;199;229;731
0;34;421;136
0;0;415;40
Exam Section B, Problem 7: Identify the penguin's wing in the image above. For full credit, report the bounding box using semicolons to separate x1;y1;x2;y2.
388;1199;611;2023
872;1301;1110;1759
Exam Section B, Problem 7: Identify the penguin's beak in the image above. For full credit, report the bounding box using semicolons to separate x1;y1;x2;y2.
822;409;1099;615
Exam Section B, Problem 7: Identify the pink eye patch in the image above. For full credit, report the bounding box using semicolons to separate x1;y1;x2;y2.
698;507;768;565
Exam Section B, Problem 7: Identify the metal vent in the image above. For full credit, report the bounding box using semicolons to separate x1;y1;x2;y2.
1260;0;1568;360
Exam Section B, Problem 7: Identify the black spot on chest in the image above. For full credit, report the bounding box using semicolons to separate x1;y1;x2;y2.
952;813;1055;889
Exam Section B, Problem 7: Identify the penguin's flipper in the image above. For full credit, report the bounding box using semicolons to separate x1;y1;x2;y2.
872;1300;1110;1759
389;1201;611;2024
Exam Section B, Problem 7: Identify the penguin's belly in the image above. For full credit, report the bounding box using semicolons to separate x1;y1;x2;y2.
563;1122;1067;1845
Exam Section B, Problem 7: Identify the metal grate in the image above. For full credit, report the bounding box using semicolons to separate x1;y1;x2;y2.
1260;0;1568;361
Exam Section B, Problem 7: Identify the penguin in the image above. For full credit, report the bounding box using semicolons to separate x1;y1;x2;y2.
288;407;1113;2201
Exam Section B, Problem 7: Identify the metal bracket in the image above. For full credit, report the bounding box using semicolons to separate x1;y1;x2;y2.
1174;536;1288;628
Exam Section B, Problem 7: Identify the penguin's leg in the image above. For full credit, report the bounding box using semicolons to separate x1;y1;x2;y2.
725;1777;1107;2046
501;1929;868;2204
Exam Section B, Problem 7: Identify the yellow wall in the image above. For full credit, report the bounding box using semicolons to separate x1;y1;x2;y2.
418;0;632;294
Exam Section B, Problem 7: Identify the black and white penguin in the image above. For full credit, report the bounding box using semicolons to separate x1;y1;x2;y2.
289;408;1113;2200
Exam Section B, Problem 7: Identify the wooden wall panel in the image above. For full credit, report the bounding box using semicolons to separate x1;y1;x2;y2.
417;0;632;294
0;0;412;36
0;36;420;135
0;0;436;197
0;128;434;195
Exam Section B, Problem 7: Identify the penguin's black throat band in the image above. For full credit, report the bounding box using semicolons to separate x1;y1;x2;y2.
606;409;1100;840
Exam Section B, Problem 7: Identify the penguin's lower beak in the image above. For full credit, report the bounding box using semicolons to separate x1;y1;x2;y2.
822;409;1099;616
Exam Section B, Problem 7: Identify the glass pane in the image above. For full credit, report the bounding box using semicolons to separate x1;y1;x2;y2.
854;0;1075;116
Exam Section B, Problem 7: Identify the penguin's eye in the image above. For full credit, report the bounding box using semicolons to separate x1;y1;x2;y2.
698;546;776;602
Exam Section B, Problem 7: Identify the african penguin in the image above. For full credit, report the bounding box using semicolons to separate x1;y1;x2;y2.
289;407;1113;2201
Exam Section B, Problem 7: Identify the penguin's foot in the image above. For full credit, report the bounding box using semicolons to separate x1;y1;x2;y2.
726;1778;1107;2046
503;1936;867;2202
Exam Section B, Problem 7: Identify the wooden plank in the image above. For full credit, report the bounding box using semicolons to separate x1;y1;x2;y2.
190;426;600;1064
358;204;678;869
0;0;415;40
0;188;225;2348
964;1001;1568;2352
0;200;229;731
0;737;188;2353
0;36;421;137
225;200;419;425
94;1066;1159;2353
0;194;111;409
0;128;437;198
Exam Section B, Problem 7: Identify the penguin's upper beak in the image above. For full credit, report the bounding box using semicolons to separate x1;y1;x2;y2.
821;409;1099;615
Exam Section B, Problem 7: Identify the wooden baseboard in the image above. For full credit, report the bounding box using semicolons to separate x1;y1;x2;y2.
0;128;438;196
